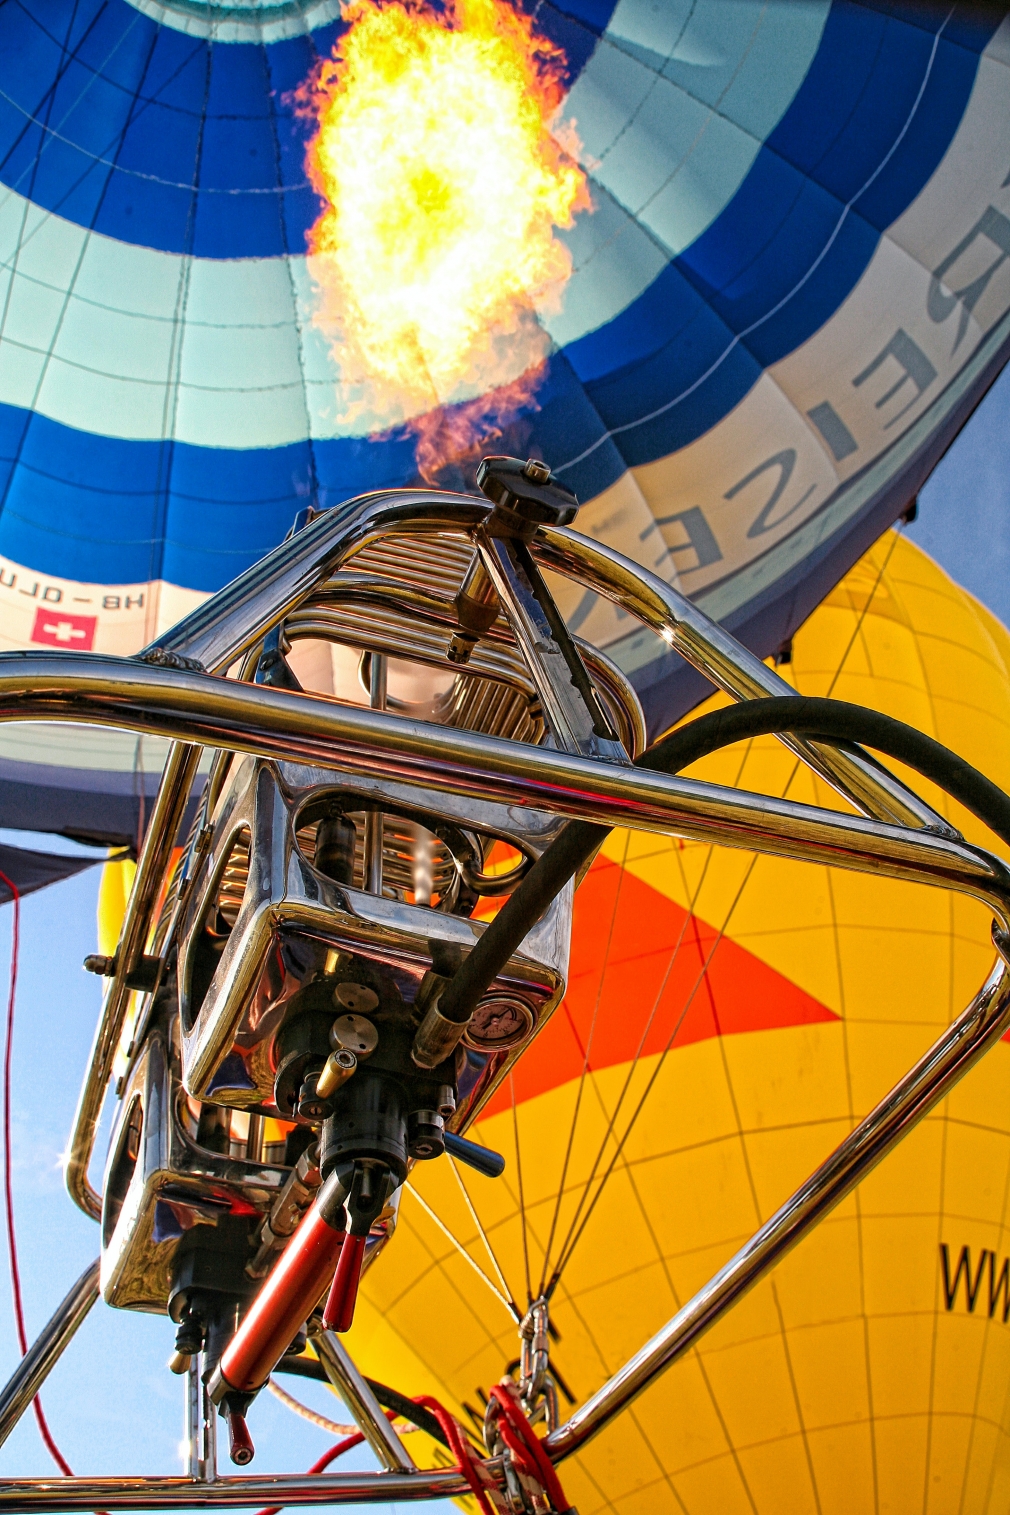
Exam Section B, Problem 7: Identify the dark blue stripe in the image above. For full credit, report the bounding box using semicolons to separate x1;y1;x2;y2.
0;0;613;258
0;377;625;589
558;0;998;474
0;402;418;588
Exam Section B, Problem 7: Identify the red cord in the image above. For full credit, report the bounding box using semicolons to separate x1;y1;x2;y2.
413;1394;497;1515
489;1381;573;1514
253;1430;365;1515
257;1396;499;1515
0;867;74;1477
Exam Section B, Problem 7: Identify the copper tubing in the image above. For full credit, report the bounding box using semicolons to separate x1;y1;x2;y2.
216;1177;346;1396
321;1235;366;1334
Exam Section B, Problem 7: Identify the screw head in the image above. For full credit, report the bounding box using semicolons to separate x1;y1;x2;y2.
330;1013;379;1057
522;458;551;483
334;982;379;1015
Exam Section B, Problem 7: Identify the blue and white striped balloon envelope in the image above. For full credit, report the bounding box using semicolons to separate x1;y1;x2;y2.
0;0;1008;841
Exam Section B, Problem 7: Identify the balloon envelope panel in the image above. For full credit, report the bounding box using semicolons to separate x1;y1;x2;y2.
1;1;1009;837
346;535;1010;1513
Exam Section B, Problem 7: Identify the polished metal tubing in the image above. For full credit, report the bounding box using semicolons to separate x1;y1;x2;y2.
0;1470;468;1510
0;656;1002;917
23;648;1010;1224
0;1260;100;1450
66;741;202;1218
144;482;935;832
147;491;489;675
364;654;387;895
186;1358;202;1481
310;1329;415;1473
202;1381;217;1484
184;1356;216;1483
545;952;1010;1462
534;526;951;833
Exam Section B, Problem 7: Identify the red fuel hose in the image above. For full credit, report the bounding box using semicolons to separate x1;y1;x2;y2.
412;1395;497;1515
217;1175;345;1396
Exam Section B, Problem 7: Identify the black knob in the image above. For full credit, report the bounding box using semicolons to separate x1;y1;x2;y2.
476;455;579;537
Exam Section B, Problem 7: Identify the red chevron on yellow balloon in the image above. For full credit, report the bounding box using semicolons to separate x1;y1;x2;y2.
484;855;838;1117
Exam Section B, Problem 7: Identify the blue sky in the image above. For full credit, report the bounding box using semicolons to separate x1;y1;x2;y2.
908;366;1010;628
1;362;1008;1500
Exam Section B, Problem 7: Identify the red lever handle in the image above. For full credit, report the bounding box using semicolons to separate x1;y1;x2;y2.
322;1232;366;1333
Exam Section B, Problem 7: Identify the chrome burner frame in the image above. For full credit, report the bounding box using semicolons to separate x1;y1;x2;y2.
2;487;1009;1510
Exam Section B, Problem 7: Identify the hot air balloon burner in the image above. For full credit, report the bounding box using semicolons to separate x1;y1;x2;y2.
59;467;655;1490
98;1027;291;1319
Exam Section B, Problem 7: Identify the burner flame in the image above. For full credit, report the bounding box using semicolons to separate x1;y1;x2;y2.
301;0;588;460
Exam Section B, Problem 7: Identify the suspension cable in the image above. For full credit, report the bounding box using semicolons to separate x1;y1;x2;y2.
0;868;74;1477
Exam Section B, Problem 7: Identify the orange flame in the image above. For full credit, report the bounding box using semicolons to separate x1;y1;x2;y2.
302;0;588;460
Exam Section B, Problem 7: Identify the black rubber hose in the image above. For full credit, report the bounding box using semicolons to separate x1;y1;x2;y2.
273;1356;450;1448
436;695;1010;1028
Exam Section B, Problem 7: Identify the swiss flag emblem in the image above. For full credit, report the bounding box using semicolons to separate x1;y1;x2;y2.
30;608;97;650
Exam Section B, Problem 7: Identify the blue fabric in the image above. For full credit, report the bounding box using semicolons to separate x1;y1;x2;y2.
0;0;613;258
558;1;995;474
0;3;997;589
0;403;419;588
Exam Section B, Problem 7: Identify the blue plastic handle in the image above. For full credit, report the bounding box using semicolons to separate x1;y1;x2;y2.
443;1130;506;1178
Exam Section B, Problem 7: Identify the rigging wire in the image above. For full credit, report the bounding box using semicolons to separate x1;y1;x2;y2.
510;1072;532;1306
0;868;74;1477
445;1154;520;1321
403;1181;517;1318
542;527;904;1291
266;1380;359;1438
536;739;755;1298
535;827;633;1299
532;526;908;1296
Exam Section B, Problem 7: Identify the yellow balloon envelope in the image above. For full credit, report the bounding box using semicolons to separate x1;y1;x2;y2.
348;531;1010;1513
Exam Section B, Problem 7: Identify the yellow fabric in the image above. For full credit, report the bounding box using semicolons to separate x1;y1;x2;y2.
344;535;1010;1512
96;853;136;959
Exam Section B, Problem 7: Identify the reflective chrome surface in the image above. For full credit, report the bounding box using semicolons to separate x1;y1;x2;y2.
0;1260;99;1450
149;483;945;824
147;491;490;674
534;526;952;832
0;1471;470;1509
2;484;1007;1510
176;755;569;1118
311;1329;415;1474
100;1030;288;1312
67;741;202;1220
0;657;998;914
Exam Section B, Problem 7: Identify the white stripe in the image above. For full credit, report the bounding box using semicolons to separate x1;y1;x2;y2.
0;0;826;446
122;0;342;43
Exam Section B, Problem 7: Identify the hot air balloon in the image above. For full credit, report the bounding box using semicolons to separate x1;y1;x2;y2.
1;1;1010;1513
344;527;1010;1513
0;0;1007;851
